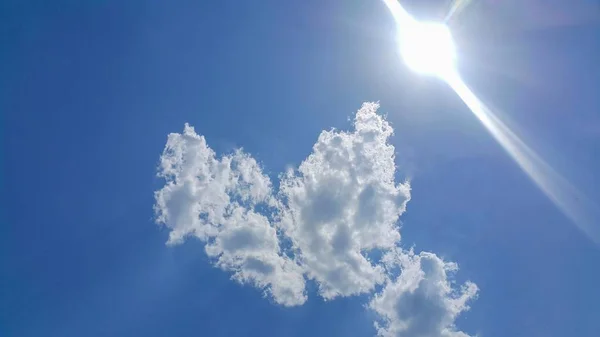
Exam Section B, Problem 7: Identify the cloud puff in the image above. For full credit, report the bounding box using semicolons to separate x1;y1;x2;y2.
153;103;478;335
277;102;410;299
371;249;479;337
154;124;306;306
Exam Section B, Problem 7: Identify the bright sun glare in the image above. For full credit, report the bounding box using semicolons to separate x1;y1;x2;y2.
383;0;600;244
399;20;456;78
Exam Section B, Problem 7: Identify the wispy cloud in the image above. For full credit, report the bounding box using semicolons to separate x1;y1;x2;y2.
154;103;478;335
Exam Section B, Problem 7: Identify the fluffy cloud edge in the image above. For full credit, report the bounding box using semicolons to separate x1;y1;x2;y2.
371;248;479;337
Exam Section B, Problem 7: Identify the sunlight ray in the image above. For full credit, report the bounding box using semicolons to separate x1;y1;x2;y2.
444;0;474;23
382;0;413;26
446;72;599;243
383;0;600;243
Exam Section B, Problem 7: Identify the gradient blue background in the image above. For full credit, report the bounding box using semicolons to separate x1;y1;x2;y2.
2;1;600;336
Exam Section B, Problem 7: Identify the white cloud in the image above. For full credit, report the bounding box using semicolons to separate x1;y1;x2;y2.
371;249;479;337
277;102;411;299
154;124;306;306
204;207;307;306
153;103;478;335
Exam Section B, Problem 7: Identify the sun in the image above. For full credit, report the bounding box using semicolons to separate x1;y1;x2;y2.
398;19;457;78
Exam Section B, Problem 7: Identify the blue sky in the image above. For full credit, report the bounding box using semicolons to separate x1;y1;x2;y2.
2;0;600;336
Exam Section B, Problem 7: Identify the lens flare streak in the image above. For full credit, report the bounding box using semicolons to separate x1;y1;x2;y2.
383;0;413;26
446;73;599;243
444;0;473;23
383;0;600;243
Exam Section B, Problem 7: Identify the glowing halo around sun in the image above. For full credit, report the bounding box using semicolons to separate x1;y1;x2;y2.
398;19;457;78
382;0;600;244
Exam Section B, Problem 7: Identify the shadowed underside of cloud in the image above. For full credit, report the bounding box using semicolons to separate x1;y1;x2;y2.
154;102;478;336
372;249;479;337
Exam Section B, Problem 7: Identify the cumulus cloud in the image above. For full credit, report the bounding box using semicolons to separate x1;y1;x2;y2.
154;124;306;306
277;102;410;299
371;249;479;337
153;102;478;335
